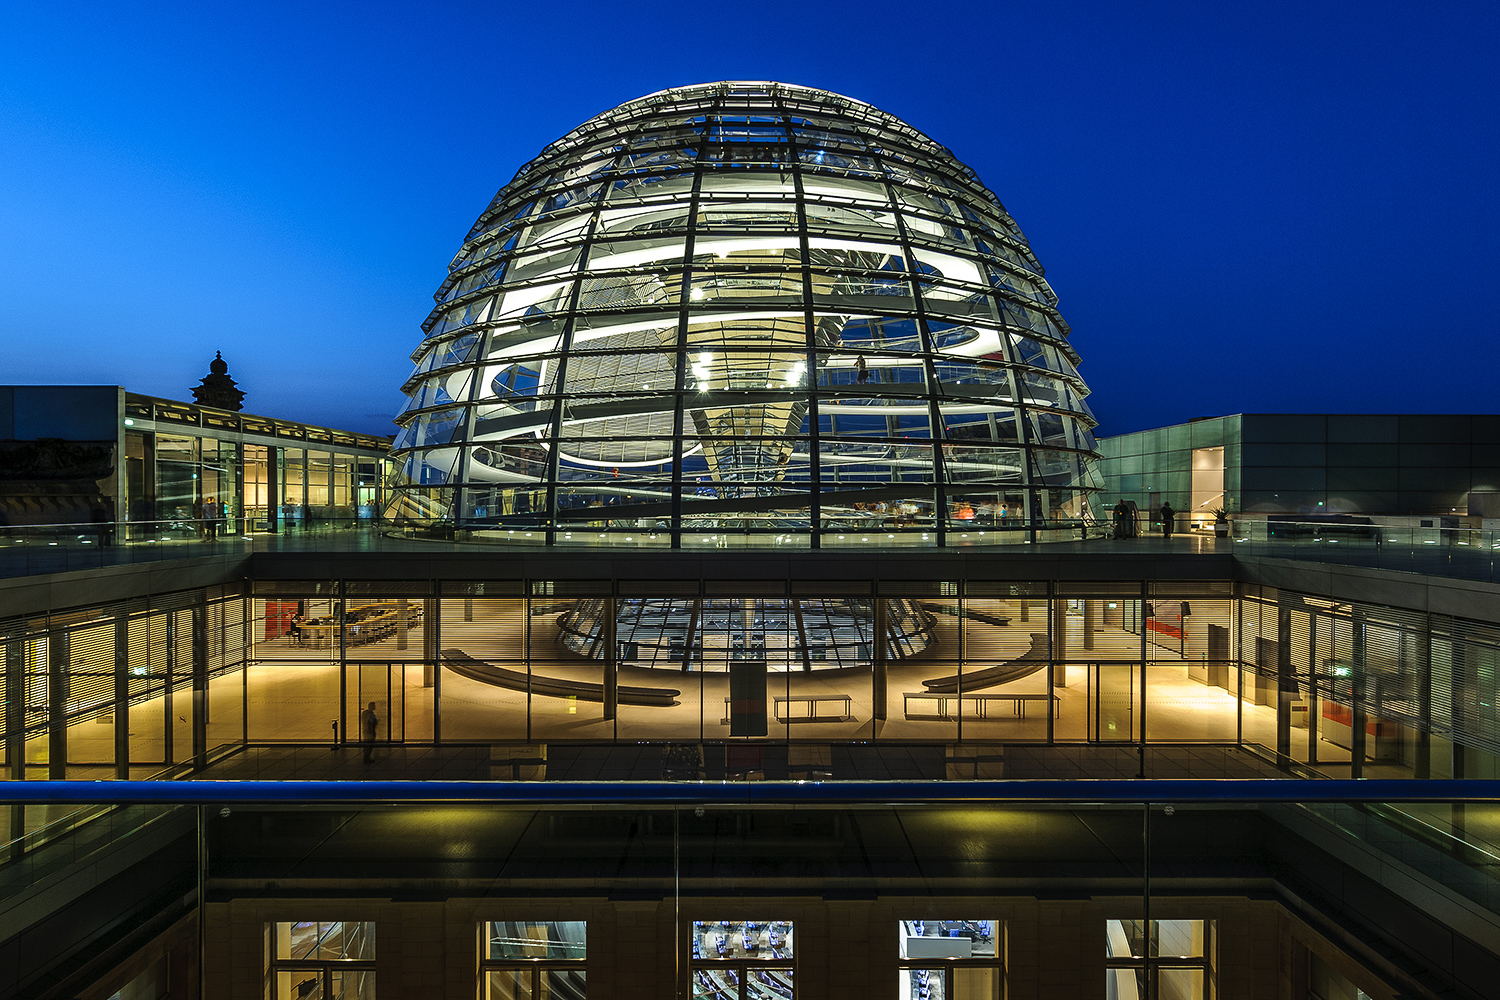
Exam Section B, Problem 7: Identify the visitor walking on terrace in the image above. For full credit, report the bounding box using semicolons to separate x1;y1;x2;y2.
360;701;379;763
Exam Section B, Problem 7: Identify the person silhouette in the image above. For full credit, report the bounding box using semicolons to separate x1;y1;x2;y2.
360;701;379;763
1160;502;1176;539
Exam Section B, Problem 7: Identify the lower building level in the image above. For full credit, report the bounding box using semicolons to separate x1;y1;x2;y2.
9;788;1496;1000
0;543;1497;999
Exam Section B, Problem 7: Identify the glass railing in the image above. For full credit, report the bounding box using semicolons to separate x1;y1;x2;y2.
4;779;1497;922
0;516;1130;579
1231;519;1500;582
9;513;1494;581
157;740;1293;783
0;800;186;906
0;517;388;578
4;776;1497;1000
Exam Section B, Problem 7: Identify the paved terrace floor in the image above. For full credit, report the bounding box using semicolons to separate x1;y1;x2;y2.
187;742;1289;782
7;520;1496;582
0;524;1240;580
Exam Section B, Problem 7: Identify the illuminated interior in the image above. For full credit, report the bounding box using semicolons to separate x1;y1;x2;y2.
388;82;1101;545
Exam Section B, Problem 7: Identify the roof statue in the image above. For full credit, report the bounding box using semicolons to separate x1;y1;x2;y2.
191;351;245;412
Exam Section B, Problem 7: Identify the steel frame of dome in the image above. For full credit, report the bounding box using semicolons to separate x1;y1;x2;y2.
558;596;936;673
389;81;1102;547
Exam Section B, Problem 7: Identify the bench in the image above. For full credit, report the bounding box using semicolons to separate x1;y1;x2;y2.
720;694;853;725
441;649;680;707
921;632;1050;693
919;603;1012;627
903;692;1060;720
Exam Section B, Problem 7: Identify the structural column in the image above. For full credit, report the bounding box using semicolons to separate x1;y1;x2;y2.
872;599;888;722
603;597;618;723
1415;621;1432;778
1050;596;1067;688
267;445;281;532
5;637;24;781
232;442;246;535
427;595;440;743
1307;613;1319;765
191;602;208;768
5;636;22;858
1450;632;1467;836
114;615;130;779
1350;609;1367;780
1276;603;1294;762
47;630;67;780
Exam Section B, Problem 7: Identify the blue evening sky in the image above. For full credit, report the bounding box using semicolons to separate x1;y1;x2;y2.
1;1;1495;436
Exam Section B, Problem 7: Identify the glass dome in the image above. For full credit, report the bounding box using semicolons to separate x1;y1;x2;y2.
388;81;1101;546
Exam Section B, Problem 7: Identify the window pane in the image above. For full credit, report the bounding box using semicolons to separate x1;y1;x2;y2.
1158;967;1206;1000
275;970;323;999
951;966;1000;1000
899;968;941;1000
898;919;997;959
275;921;375;961
330;969;377;1000
1104;919;1146;960
1155;920;1205;959
747;967;794;999
488;970;533;1000
1105;967;1147;1000
692;920;794;959
692;970;731;999
488;920;587;959
542;968;587;1000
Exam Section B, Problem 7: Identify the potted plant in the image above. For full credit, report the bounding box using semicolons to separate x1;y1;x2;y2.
1211;508;1230;538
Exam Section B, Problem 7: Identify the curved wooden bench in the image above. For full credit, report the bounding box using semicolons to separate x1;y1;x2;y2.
921;632;1050;693
441;648;681;707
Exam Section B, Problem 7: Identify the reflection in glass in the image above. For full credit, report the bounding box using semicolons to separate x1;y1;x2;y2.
270;921;376;1000
1104;919;1210;1000
690;920;794;999
897;920;1001;1000
487;920;587;960
275;921;375;961
390;82;1100;541
1105;967;1148;1000
481;921;587;1000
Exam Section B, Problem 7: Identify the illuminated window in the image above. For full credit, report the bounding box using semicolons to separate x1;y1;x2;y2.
897;919;1002;1000
267;921;375;999
481;920;587;999
690;919;794;999
1104;919;1213;1000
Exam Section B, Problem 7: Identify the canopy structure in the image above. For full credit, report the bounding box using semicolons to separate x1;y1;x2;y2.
388;82;1101;546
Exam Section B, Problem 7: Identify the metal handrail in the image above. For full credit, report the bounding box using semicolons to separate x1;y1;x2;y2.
4;777;1499;805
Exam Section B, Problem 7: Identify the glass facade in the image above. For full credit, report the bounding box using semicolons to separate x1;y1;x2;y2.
389;82;1101;545
119;393;389;536
11;575;1500;783
1098;413;1500;526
